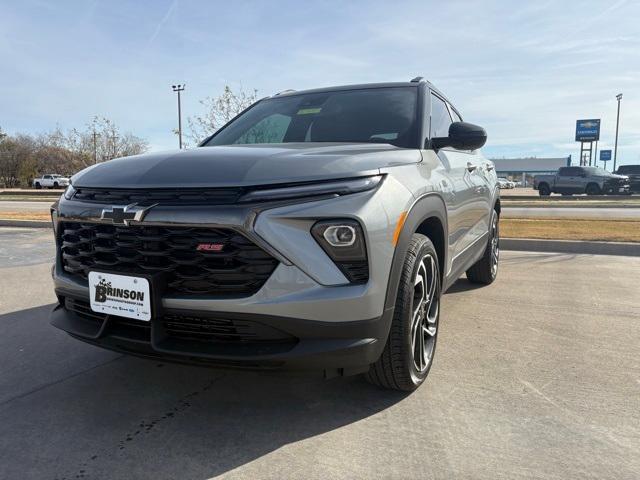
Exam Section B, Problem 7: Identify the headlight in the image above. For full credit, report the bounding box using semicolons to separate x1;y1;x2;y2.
311;219;368;283
238;175;383;203
63;184;76;200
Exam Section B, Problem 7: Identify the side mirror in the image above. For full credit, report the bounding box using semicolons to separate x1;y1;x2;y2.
430;122;487;151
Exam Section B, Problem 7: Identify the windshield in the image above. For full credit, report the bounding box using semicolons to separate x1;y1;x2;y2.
203;87;419;148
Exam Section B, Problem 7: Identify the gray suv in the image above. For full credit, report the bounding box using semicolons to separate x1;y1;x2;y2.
50;79;500;391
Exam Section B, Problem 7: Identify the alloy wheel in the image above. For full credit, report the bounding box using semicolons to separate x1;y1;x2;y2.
491;215;499;277
411;254;439;372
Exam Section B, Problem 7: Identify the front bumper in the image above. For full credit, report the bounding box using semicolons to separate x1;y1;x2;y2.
51;293;392;375
603;183;631;194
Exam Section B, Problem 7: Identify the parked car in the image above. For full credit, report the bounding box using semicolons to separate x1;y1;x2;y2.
533;166;630;196
497;177;515;189
33;174;70;189
614;165;640;193
50;79;500;391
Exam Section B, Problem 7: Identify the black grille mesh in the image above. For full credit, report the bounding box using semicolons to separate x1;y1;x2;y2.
59;222;278;296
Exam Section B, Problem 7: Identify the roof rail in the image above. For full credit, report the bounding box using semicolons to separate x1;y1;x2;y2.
274;89;296;96
410;76;425;83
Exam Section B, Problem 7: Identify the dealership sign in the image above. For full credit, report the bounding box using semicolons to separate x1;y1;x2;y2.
599;149;612;161
575;119;600;142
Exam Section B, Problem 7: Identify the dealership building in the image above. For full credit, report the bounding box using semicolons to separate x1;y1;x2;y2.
490;156;572;187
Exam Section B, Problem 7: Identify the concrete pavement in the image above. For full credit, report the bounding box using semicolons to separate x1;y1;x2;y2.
0;228;639;479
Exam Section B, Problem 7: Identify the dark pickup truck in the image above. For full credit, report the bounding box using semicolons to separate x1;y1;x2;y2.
533;166;630;196
614;165;640;193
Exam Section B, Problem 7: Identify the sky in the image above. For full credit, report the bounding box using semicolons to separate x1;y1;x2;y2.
1;0;639;166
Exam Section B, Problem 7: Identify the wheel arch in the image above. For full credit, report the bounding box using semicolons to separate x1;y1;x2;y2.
384;193;448;314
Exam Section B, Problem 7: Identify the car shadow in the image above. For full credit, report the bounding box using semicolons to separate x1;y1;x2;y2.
444;277;483;294
0;304;408;480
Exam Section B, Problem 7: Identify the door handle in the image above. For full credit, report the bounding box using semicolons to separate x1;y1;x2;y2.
466;162;478;172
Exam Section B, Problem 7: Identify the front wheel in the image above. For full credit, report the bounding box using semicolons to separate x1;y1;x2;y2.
585;183;601;195
466;210;499;285
366;234;440;391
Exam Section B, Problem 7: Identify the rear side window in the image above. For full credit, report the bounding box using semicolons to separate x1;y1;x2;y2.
559;167;581;176
429;94;452;138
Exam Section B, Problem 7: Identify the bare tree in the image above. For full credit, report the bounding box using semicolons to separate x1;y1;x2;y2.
0;117;149;187
187;85;258;145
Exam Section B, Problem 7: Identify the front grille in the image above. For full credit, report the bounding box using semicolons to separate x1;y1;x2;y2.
72;187;244;206
163;313;295;343
59;222;278;297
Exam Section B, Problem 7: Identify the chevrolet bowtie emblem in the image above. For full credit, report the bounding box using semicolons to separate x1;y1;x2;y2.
101;204;155;226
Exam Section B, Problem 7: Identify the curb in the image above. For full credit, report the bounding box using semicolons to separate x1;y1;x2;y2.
0;219;51;228
501;238;640;256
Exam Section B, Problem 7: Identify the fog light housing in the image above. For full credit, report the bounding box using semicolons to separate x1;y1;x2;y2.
311;220;368;283
323;225;356;247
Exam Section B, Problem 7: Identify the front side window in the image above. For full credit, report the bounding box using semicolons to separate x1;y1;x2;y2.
584;167;611;176
448;106;462;123
203;87;419;148
429;94;452;139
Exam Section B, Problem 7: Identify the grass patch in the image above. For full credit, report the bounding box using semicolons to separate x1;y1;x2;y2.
502;218;640;243
0;212;51;221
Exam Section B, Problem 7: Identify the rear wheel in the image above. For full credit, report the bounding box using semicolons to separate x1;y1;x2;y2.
538;183;551;196
365;234;440;391
53;181;59;188
466;210;499;285
34;182;41;189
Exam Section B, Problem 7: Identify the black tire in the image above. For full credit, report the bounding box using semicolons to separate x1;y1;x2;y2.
365;234;440;391
585;183;600;195
538;183;551;196
53;182;59;188
34;182;41;189
466;210;499;285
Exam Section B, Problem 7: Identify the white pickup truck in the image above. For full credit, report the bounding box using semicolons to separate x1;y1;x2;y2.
33;174;70;189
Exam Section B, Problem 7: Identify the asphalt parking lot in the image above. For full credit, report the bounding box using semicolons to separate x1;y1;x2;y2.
1;228;639;480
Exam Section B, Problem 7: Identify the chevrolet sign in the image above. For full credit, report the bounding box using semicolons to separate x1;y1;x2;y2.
575;119;601;142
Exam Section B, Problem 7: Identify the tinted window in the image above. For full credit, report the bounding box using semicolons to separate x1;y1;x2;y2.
430;94;452;138
583;167;611;176
617;165;640;174
204;87;419;148
559;167;582;176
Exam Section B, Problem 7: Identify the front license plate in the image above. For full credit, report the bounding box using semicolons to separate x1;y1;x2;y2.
619;187;626;192
88;271;151;321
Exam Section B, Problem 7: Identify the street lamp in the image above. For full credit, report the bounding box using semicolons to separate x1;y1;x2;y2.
172;84;185;149
613;93;622;172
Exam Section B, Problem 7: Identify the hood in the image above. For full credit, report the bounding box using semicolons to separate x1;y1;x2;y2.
605;173;629;180
72;143;421;189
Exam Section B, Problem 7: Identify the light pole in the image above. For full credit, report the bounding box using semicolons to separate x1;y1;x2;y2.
613;93;622;172
172;84;185;149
